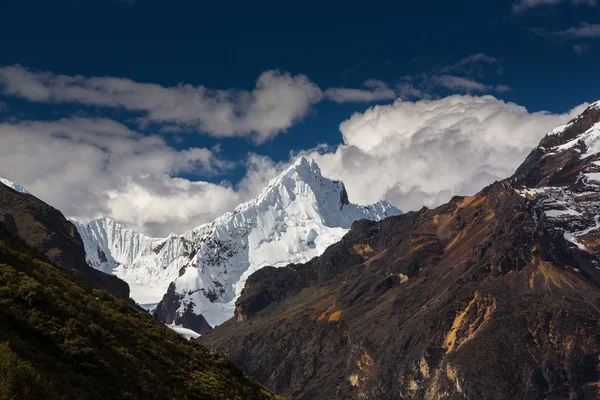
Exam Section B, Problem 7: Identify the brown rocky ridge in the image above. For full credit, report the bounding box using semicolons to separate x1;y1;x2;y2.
201;101;600;400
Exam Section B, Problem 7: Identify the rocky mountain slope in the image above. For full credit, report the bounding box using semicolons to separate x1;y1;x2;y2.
74;157;401;334
0;180;129;300
201;102;600;400
0;220;281;400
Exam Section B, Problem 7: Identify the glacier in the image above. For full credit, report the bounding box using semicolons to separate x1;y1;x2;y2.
73;157;402;331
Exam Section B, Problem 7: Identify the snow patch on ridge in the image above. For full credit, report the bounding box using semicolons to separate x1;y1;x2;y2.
167;323;200;340
0;177;30;194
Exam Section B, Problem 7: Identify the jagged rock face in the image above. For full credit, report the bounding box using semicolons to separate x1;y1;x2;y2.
202;104;600;400
511;101;600;256
0;181;130;300
74;157;401;332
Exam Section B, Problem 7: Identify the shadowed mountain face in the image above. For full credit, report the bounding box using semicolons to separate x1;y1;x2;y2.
0;183;130;300
0;220;281;400
202;103;600;400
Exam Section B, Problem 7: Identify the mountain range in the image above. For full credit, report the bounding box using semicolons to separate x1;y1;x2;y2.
72;157;401;334
2;102;600;399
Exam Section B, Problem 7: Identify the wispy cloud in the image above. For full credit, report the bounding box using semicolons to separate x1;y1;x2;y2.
324;79;397;103
0;65;323;143
555;22;600;38
392;53;509;100
513;0;597;13
573;42;592;54
532;22;600;44
430;75;492;92
495;84;513;93
441;53;502;75
395;73;511;99
396;80;433;100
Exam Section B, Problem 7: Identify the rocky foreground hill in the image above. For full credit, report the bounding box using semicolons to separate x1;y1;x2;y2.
0;181;129;300
0;183;280;400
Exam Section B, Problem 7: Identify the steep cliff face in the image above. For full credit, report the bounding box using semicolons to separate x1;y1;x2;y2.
75;157;401;332
202;103;600;400
0;181;129;300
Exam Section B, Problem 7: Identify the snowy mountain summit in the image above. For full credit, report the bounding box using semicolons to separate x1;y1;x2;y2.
74;157;402;333
512;101;600;254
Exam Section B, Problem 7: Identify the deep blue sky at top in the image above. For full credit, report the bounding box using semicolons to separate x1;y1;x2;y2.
0;0;599;183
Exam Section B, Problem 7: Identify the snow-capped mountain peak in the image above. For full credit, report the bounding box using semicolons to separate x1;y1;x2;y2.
0;177;30;194
75;157;402;333
236;157;345;213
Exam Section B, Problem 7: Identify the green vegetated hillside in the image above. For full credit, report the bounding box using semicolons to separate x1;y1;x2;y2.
0;225;281;400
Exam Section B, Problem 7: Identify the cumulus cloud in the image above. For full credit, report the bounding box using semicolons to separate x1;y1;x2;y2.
324;79;397;103
0;65;323;142
513;0;596;13
292;95;589;212
0;117;243;236
0;95;589;237
103;175;243;237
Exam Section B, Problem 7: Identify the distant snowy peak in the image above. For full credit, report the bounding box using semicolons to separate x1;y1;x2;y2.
75;157;402;333
0;177;30;194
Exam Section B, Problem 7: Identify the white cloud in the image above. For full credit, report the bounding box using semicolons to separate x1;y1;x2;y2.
0;65;323;142
104;175;243;237
324;79;397;103
293;95;589;212
513;0;596;13
0;117;241;236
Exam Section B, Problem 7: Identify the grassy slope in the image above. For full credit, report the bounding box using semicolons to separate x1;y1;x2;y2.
0;227;281;400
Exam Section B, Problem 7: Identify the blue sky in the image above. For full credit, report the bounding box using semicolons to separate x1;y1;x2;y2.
0;0;598;235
